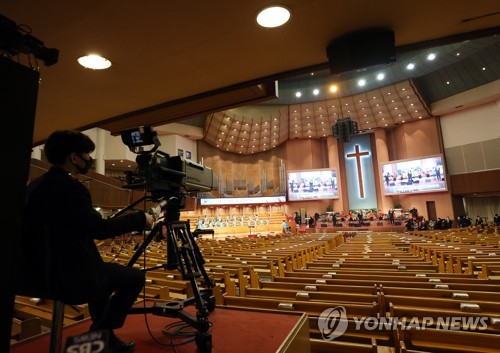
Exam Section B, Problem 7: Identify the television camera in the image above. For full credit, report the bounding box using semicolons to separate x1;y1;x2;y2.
120;126;213;201
0;14;59;66
117;126;215;353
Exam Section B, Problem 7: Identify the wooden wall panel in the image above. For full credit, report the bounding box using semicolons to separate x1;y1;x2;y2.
450;169;500;195
29;159;132;209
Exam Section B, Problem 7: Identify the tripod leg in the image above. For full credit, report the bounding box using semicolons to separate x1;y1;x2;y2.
195;331;212;353
126;222;162;267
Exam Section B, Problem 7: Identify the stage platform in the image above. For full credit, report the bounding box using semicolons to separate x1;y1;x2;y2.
10;303;310;353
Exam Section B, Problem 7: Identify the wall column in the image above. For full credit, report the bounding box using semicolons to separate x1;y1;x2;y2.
374;128;392;213
95;128;106;175
326;136;345;212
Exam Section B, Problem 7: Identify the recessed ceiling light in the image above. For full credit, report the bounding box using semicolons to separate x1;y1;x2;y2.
427;53;436;60
78;54;112;70
406;63;415;70
376;73;385;80
329;85;338;93
313;88;320;95
256;6;291;28
358;79;366;87
295;92;302;97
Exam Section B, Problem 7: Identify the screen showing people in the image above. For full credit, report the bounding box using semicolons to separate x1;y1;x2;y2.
287;169;338;201
381;155;447;195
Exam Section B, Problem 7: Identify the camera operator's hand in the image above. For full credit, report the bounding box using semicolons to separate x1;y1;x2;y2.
144;212;155;229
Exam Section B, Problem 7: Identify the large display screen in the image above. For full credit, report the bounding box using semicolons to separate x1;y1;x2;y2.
381;155;447;195
287;169;338;201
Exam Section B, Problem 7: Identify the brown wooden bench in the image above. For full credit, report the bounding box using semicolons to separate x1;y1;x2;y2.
222;295;380;318
310;338;392;353
10;317;42;342
397;325;500;353
244;287;381;306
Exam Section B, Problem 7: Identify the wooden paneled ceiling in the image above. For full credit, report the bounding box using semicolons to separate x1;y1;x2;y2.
2;1;500;147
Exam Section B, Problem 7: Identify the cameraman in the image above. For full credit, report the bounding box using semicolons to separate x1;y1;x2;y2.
17;130;154;353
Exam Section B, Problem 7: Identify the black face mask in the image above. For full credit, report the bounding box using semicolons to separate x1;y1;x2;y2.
76;154;93;174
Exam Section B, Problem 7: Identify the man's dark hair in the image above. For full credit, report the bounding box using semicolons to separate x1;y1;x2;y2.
44;130;95;164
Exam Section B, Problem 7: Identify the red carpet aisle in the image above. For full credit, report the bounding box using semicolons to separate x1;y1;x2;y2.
10;304;309;353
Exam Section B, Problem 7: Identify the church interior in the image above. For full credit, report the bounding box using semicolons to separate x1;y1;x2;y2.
2;1;500;352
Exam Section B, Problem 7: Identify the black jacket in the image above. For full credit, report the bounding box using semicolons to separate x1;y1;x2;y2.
17;166;146;304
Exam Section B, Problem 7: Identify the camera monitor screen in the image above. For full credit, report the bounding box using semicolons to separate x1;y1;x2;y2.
287;169;338;201
121;126;159;148
381;155;447;195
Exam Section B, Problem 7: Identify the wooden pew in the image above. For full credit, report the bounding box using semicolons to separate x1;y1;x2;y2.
306;262;438;273
479;263;500;279
388;302;500;334
244;287;381;306
309;317;395;349
10;317;42;342
383;292;500;317
260;281;378;295
378;284;500;302
14;304;78;328
397;325;500;353
222;295;380;318
310;338;392;353
14;297;88;322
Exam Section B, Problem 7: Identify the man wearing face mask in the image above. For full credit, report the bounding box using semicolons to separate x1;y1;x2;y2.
17;130;154;353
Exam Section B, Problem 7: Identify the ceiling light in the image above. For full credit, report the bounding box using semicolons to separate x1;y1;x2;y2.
406;63;415;70
295;92;302;97
256;6;291;28
313;89;320;95
329;85;338;93
358;79;366;87
376;73;385;80
77;54;112;70
427;53;436;60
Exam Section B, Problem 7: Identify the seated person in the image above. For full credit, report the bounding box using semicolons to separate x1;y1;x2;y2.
281;220;289;234
17;130;154;353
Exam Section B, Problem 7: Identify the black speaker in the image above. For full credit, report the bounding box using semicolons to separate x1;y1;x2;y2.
332;123;339;137
326;28;396;75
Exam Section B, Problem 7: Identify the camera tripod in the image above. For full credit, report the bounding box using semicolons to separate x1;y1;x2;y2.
118;195;216;353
